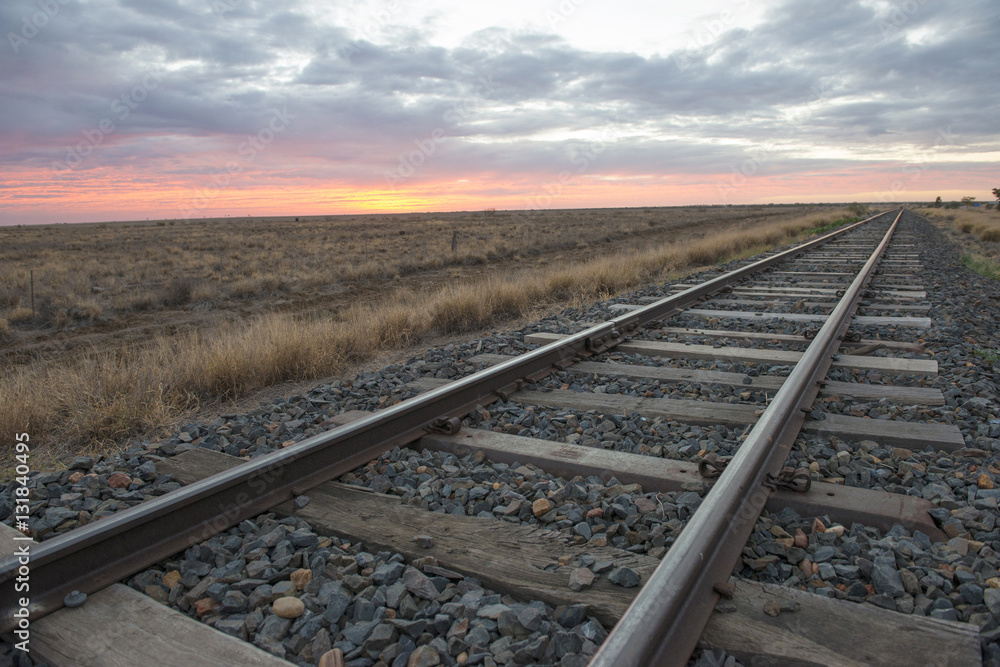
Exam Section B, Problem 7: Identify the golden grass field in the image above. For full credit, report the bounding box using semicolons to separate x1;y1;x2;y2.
1;204;862;471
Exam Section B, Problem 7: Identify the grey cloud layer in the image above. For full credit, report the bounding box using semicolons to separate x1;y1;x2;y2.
2;0;997;183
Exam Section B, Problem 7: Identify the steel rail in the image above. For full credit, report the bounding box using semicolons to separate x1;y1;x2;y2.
589;209;903;667
0;210;893;631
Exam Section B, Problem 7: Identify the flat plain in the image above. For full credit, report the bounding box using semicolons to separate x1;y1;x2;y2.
0;204;858;470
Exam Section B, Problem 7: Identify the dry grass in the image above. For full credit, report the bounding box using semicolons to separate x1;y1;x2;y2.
914;206;1000;283
0;206;831;331
6;307;33;325
916;207;1000;245
0;207;856;470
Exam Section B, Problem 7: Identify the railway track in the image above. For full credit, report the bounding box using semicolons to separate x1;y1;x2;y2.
1;208;994;666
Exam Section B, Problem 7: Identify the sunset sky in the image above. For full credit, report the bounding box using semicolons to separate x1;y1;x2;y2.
1;0;998;225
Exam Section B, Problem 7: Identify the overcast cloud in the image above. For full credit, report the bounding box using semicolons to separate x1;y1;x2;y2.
1;0;997;223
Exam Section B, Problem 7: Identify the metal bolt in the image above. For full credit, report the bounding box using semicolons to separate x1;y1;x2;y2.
64;590;87;608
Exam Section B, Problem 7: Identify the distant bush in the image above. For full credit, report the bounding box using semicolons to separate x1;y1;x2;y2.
6;307;32;324
981;228;1000;243
38;302;72;329
0;289;20;309
228;276;286;299
163;277;197;307
124;294;158;312
960;222;975;233
69;299;102;321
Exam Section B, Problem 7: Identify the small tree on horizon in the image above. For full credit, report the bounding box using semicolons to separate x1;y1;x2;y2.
992;188;1000;208
934;196;942;207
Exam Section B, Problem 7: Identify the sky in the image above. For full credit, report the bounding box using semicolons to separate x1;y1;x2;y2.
1;0;998;225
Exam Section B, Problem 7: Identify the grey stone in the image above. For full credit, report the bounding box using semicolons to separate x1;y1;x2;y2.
324;593;351;624
341;619;380;646
362;623;398;657
959;583;984;605
256;614;292;643
608;567;640;588
930;607;959;621
517;606;547;632
984;587;1000;617
813;545;836;563
402;566;440;600
871;557;905;598
220;590;247;613
42;506;78;528
477;604;512;620
549;631;583;659
592;560;614;574
373;562;406;586
497;610;520;637
556;604;588;628
390;618;430;638
465;624;491;649
69;456;95;471
214;618;245;638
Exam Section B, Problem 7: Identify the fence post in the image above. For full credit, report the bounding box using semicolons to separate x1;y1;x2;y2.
451;231;458;253
30;269;35;318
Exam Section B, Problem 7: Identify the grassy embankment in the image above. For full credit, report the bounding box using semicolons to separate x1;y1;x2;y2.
1;209;859;469
915;207;1000;281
